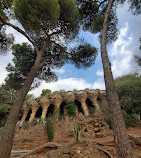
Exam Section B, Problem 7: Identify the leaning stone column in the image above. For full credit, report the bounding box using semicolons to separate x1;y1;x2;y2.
81;100;90;117
21;110;28;122
41;104;50;118
75;106;79;116
92;98;101;114
29;107;38;123
63;108;67;117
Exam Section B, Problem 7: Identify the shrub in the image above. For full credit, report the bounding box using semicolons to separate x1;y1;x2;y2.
65;101;75;117
46;118;54;141
123;113;138;128
30;118;38;127
22;121;29;130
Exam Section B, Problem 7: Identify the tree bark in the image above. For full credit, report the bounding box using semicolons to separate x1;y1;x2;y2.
0;52;43;158
101;0;133;158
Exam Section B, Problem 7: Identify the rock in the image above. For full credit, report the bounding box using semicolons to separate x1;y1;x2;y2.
75;150;81;154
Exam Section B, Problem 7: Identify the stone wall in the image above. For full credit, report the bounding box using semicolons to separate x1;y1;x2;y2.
21;89;107;122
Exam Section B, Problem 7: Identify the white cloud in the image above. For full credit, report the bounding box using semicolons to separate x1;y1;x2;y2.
92;78;105;90
53;68;65;74
96;69;103;77
108;3;141;78
29;78;92;97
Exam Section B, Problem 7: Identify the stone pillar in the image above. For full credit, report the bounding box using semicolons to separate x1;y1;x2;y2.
42;107;48;117
92;98;101;113
21;110;28;122
41;104;50;119
81;100;90;117
29;107;38;123
54;101;62;119
63;108;67;117
75;105;79;116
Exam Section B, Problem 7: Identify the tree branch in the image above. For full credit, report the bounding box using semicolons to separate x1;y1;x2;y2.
0;16;39;53
50;40;73;56
39;56;52;69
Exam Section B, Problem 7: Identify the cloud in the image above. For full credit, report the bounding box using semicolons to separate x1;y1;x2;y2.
0;53;13;85
29;78;92;97
53;68;65;74
108;3;141;78
92;78;105;90
96;69;103;77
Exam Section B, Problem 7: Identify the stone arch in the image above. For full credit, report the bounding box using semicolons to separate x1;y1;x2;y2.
74;99;84;114
35;107;43;118
46;104;55;118
25;109;32;121
97;96;102;105
86;98;95;114
59;101;67;118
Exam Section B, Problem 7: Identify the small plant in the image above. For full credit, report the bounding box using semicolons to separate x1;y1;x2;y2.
46;118;54;141
65;101;76;117
73;125;82;142
30;118;38;127
131;113;140;121
22;121;29;130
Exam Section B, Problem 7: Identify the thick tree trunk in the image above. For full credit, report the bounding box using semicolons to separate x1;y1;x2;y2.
101;0;133;158
0;53;42;158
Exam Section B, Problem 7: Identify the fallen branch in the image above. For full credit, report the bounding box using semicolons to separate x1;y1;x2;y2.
97;146;113;158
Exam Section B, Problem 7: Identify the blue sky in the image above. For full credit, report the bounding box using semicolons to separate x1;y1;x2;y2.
0;2;141;97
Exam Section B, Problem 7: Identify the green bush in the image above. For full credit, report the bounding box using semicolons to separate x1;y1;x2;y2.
65;101;75;117
123;113;138;128
30;118;38;127
22;121;29;130
46;118;54;141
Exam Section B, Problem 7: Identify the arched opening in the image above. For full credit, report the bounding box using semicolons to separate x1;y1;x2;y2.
60;101;67;119
25;109;32;121
35;107;43;118
46;104;55;118
86;98;95;114
74;100;84;114
97;97;102;105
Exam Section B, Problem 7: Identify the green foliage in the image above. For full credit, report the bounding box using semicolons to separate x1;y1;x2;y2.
40;89;51;97
76;0;118;43
0;30;14;55
123;112;137;128
30;118;38;127
70;43;98;69
65;101;76;117
131;113;140;121
115;75;141;115
22;121;30;130
0;0;13;20
52;89;65;95
46;118;54;141
73;125;82;142
5;43;59;90
0;84;15;126
24;94;35;102
14;0;60;35
128;0;141;15
14;0;79;38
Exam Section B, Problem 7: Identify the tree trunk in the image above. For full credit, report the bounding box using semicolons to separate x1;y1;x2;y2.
0;53;42;158
101;0;133;158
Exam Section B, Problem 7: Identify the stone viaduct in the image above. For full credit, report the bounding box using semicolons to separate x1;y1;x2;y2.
21;88;107;123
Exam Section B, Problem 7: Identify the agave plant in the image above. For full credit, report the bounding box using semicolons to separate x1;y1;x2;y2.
73;125;82;142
